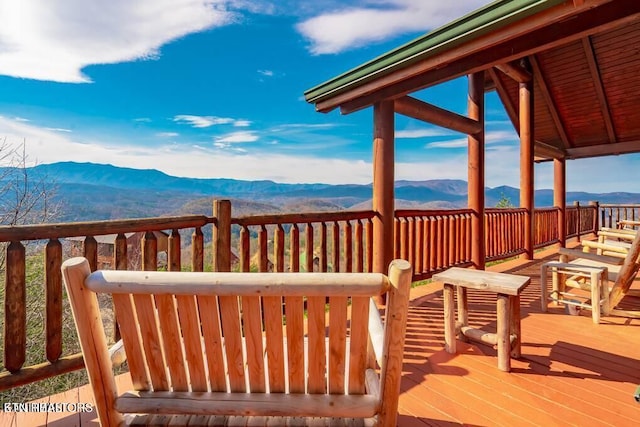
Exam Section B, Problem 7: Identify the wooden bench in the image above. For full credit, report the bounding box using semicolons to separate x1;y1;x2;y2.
433;267;531;372
62;257;412;426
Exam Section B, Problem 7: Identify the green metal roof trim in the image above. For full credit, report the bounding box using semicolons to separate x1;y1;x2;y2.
304;0;565;105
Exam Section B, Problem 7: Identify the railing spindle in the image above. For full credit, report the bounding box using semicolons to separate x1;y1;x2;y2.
240;226;250;272
332;222;340;272
191;227;204;272
45;239;62;363
84;236;98;271
355;220;364;273
5;241;26;372
320;223;328;272
305;223;314;272
274;224;285;273
142;231;157;271
290;224;300;272
345;221;353;273
168;229;181;272
259;225;269;272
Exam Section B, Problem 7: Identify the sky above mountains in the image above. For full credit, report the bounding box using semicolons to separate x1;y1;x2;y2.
0;0;638;192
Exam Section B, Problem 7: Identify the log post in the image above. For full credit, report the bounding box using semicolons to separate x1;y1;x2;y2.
213;199;232;272
589;201;600;234
574;201;581;237
84;236;98;271
372;100;395;274
468;72;485;269
45;239;63;363
168;229;181;272
554;158;566;247
142;231;157;271
520;80;534;259
5;241;26;372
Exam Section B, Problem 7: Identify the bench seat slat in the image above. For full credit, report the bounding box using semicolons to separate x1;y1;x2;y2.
116;391;379;419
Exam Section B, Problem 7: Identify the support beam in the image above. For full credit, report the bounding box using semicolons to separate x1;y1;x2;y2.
582;36;616;144
495;61;532;83
372;100;395;275
534;141;566;160
530;55;572;149
394;96;482;135
488;68;519;131
566;140;640;159
468;72;485;270
554;159;566;247
520;80;534;260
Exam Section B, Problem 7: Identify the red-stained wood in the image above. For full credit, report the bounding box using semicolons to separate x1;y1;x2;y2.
468;71;485;269
45;239;62;363
213;200;232;272
4;241;26;373
258;225;268;272
520;79;534;259
372;100;395;274
168;229;181;272
320;222;328;272
274;224;285;273
355;220;364;273
305;223;314;273
333;222;340;273
554;158;567;246
191;227;203;272
394;95;482;134
240;226;250;272
345;221;353;273
142;231;157;271
290;224;300;272
83;236;98;271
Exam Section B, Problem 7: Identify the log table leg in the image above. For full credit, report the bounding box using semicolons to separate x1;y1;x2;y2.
497;293;511;372
510;295;521;359
443;283;456;353
457;286;469;342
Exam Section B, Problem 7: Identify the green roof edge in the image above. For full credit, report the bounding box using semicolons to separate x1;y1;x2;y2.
304;0;565;105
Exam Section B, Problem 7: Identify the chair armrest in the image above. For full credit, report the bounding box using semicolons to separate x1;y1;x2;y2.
109;339;127;367
581;240;629;256
618;219;640;229
558;247;625;265
599;229;636;240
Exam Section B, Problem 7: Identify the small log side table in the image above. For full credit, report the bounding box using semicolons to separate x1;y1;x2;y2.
433;267;531;372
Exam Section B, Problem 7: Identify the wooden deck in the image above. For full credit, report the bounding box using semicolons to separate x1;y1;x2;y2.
2;247;639;426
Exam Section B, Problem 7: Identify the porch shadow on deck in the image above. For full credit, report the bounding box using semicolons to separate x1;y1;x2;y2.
2;249;639;426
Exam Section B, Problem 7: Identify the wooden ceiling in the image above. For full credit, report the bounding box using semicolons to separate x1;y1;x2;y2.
492;19;640;161
306;0;640;162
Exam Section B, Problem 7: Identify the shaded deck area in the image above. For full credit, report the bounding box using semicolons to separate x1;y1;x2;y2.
2;246;639;427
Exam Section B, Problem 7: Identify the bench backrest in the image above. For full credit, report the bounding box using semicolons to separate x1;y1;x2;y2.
62;257;412;426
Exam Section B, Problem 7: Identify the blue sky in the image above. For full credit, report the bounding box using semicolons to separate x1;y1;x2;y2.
0;0;638;192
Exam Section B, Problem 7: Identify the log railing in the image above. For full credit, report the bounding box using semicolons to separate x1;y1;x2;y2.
231;210;375;274
599;203;640;229
534;207;560;248
484;208;526;261
0;215;211;391
566;202;598;238
394;209;473;281
0;198;606;393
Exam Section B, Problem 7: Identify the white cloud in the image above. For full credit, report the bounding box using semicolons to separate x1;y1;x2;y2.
156;132;179;137
174;114;251;128
257;69;274;77
396;128;454;139
45;127;73;133
297;1;490;54
427;130;517;148
1;116;638;192
133;117;152;123
0;1;240;83
215;131;259;143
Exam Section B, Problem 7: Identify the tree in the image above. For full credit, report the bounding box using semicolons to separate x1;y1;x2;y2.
495;192;515;208
0;138;59;268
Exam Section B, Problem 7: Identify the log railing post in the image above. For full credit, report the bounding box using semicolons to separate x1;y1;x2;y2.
468;71;485;269
45;239;63;363
142;231;157;271
554;158;566;247
213;199;232;272
574;201;581;237
191;227;204;272
372;100;395;274
4;241;26;372
168;229;181;272
84;236;98;271
589;201;599;234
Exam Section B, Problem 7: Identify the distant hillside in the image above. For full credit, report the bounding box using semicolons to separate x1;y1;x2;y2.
7;161;639;221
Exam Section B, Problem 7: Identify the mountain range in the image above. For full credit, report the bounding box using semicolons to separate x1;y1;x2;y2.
6;162;639;221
